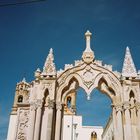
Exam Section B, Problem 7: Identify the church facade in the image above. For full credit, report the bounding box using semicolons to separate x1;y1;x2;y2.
7;31;140;140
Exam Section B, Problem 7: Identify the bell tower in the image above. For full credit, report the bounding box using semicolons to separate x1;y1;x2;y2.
12;78;30;114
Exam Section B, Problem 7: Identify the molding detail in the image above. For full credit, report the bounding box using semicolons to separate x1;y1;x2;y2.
56;102;62;110
123;102;130;110
115;104;123;112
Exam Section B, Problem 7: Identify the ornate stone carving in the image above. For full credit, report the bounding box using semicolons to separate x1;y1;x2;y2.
82;70;94;88
30;99;43;111
16;110;29;140
56;102;62;110
115;104;123;112
123;102;130;110
48;99;55;109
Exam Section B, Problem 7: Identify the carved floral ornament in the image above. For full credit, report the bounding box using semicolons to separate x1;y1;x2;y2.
17;110;29;140
48;98;55;109
30;99;43;111
56;102;63;110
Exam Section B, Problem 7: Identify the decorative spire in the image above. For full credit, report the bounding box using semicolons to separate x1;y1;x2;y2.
43;48;56;76
82;30;95;64
122;47;137;77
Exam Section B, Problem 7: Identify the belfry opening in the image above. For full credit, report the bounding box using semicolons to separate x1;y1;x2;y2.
7;30;140;140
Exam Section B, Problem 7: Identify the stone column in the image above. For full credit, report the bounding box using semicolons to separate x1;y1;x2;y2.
123;102;132;140
27;102;36;140
34;99;43;140
44;99;55;140
136;102;140;139
112;105;118;140
130;99;138;140
115;104;123;140
55;102;62;140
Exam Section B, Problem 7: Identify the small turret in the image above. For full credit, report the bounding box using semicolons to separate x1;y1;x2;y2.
12;78;30;114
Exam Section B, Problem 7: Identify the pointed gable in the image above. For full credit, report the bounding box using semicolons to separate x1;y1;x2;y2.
122;47;137;77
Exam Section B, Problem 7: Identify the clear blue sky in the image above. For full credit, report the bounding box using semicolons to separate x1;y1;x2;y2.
0;0;140;139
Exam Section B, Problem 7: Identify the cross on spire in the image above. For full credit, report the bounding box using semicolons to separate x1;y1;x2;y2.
122;47;137;77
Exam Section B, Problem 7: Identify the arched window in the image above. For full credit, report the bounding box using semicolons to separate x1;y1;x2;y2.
18;95;23;103
129;90;135;99
91;131;97;140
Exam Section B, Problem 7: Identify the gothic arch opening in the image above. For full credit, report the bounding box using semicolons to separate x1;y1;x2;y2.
62;85;112;140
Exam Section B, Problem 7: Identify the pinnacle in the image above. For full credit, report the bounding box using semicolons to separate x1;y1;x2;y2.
43;48;56;76
122;47;137;77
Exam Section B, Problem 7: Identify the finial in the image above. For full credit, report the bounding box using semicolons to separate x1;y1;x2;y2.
122;46;137;77
22;77;26;83
43;48;56;76
36;68;41;73
82;30;95;64
35;68;41;79
49;48;53;54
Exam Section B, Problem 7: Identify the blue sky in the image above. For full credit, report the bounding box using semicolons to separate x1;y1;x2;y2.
0;0;140;139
